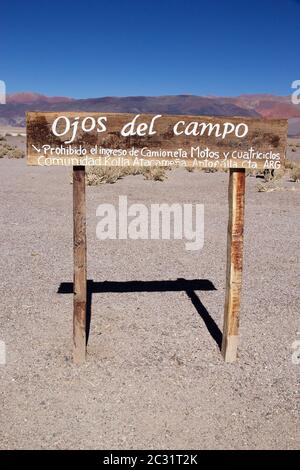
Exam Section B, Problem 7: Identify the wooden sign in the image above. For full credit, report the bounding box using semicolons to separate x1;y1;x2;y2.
26;111;288;365
27;112;287;170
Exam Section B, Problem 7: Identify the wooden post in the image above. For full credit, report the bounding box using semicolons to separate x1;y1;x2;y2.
73;166;87;363
222;168;245;362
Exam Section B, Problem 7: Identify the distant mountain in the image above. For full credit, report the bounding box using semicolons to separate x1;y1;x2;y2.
220;94;300;119
6;92;74;105
0;92;299;135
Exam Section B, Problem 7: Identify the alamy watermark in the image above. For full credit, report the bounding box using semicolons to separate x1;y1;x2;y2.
291;80;300;105
0;80;6;104
96;196;204;251
0;340;6;365
291;333;300;365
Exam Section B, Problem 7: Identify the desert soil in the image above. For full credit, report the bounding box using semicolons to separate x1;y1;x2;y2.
0;137;299;449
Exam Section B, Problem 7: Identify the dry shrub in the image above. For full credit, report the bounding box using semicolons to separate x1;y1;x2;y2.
83;165;168;185
204;167;218;173
142;167;167;181
86;166;127;185
0;140;25;159
271;168;285;181
121;166;144;177
7;147;24;159
185;165;203;173
284;160;295;170
290;166;300;182
246;168;257;177
256;181;281;193
256;167;285;191
285;160;300;182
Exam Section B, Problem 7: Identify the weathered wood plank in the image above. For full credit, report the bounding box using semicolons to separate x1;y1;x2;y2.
73;166;87;364
222;168;246;362
27;112;287;170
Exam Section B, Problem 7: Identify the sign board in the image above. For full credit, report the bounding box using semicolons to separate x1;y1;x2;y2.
27;112;287;170
26;111;288;365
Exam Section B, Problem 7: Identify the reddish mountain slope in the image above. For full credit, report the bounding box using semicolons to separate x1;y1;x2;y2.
222;94;300;119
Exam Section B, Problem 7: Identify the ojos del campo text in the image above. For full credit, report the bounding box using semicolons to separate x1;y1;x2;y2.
51;113;249;142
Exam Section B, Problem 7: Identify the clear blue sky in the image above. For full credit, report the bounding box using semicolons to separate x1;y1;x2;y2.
1;0;299;98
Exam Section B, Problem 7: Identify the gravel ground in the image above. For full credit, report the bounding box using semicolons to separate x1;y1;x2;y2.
0;152;299;449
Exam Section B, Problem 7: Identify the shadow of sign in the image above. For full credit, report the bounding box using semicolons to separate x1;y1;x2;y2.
58;278;222;350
